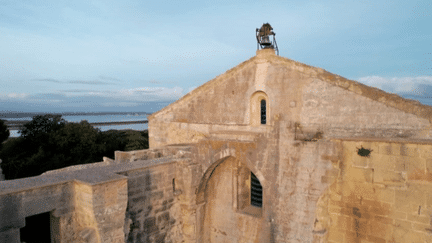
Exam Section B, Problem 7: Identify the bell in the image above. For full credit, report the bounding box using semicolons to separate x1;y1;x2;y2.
260;36;271;46
256;23;279;55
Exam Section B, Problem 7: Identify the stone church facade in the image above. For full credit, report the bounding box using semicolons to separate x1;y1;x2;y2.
1;48;432;243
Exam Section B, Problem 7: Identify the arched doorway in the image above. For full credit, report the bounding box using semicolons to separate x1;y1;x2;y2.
199;156;265;242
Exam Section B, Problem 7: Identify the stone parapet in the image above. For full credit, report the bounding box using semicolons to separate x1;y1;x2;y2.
114;144;194;163
0;145;194;243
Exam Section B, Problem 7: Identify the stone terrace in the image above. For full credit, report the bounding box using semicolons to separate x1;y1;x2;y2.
0;145;194;243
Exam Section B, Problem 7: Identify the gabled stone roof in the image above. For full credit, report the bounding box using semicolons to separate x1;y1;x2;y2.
148;53;257;120
149;49;432;123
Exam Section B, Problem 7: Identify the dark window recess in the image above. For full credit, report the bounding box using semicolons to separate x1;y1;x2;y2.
251;172;263;207
20;212;51;243
260;99;266;125
173;178;176;191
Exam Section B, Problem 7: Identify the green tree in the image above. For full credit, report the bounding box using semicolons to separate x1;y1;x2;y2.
0;114;150;180
96;130;129;159
45;120;101;169
124;130;149;151
0;115;104;179
0;119;10;151
20;114;65;143
0;137;29;179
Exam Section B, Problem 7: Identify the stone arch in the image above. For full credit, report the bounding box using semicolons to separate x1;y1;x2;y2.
193;141;268;242
196;145;266;205
196;155;266;242
196;156;234;204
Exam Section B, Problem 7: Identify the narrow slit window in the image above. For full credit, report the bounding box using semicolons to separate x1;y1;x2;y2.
250;172;262;208
172;178;176;192
260;99;266;125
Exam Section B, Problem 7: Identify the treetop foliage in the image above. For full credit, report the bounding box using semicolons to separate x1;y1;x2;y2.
0;114;148;180
20;114;66;139
0;119;10;150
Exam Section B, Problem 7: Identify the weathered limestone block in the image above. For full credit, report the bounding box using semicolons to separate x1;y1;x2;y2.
78;228;98;243
320;139;432;242
74;179;127;243
122;161;183;243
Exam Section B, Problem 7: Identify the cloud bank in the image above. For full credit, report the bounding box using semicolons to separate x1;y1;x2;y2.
358;76;432;95
358;76;432;106
0;86;185;113
2;75;431;113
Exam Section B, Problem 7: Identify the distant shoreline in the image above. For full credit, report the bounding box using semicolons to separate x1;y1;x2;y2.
6;120;149;130
0;111;152;119
4;128;149;141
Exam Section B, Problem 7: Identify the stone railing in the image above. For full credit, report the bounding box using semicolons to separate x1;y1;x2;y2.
0;144;195;243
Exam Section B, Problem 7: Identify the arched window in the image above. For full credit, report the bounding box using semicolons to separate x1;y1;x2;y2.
250;91;269;126
250;172;263;207
260;99;266;125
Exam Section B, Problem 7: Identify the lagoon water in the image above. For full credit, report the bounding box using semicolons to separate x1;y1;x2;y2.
6;113;149;137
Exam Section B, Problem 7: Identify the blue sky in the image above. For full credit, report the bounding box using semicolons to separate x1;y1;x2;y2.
0;0;431;113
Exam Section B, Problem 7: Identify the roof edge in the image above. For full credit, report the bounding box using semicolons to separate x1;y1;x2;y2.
268;54;432;123
148;54;258;120
149;51;432;124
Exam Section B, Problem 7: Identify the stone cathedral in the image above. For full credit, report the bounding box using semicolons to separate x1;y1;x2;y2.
1;25;432;243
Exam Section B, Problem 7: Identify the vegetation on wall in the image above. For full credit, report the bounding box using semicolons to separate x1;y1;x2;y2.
0;114;149;180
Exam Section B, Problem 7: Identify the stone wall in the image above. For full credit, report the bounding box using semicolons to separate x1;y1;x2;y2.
145;47;432;243
148;121;268;149
0;145;194;243
114;144;193;163
112;145;198;243
322;139;432;243
0;182;76;243
149;108;431;243
121;162;179;243
149;61;256;126
0;178;128;243
74;179;127;243
202;156;264;242
190;135;280;242
274;127;340;242
113;144;201;243
149;49;431;149
300;79;432;139
1;134;431;243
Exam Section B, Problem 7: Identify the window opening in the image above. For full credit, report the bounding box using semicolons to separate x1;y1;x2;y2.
260;99;266;125
172;178;176;192
250;172;262;207
20;212;51;243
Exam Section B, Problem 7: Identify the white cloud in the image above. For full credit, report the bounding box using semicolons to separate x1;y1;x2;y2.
56;86;184;102
5;92;28;99
0;84;184;112
101;102;139;107
358;76;432;95
113;86;184;101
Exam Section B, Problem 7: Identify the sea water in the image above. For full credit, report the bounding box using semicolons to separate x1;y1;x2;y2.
5;113;149;137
